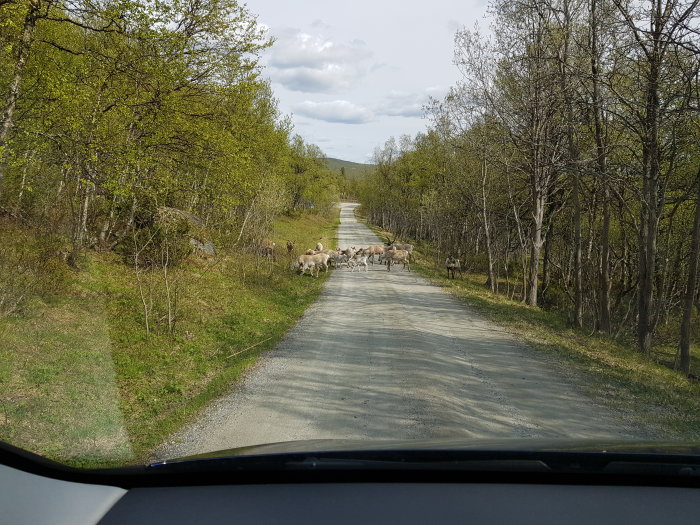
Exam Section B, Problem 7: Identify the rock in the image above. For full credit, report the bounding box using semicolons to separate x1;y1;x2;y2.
189;238;216;257
158;206;216;258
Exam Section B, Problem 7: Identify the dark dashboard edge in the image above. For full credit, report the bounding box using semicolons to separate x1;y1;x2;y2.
2;441;700;489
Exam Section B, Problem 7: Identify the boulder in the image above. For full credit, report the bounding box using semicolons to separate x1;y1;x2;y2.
157;207;216;258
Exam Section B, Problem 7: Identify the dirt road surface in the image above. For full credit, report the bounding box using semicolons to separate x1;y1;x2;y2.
157;203;647;459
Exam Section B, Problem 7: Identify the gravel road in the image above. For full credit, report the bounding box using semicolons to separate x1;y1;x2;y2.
156;203;647;460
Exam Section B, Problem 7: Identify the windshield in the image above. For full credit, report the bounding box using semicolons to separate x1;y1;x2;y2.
0;0;699;469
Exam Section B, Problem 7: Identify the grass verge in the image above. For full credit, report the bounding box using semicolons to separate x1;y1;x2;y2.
0;210;339;467
358;211;700;439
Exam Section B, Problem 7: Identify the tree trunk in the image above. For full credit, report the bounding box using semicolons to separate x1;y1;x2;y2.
527;188;545;306
0;0;40;194
679;165;700;376
638;52;661;356
542;215;553;301
68;180;92;267
599;179;611;332
591;0;611;332
572;171;583;326
481;159;495;292
558;0;582;326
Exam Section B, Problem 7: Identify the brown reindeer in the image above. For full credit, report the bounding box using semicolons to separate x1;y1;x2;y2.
386;249;411;271
382;235;413;264
364;244;385;264
260;240;275;261
445;256;462;279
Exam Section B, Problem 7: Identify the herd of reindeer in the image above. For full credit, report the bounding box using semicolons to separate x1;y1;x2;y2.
259;239;465;279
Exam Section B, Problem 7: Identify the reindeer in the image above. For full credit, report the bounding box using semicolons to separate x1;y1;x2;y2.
384;235;414;262
293;257;319;277
286;240;295;255
364;244;385;264
347;253;368;272
445;256;462;279
385;249;411;271
259;240;275;261
330;252;349;268
294;253;330;277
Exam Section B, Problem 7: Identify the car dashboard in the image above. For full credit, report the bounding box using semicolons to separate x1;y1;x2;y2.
2;441;700;524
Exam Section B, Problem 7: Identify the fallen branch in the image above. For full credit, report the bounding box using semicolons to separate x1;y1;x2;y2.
226;337;273;359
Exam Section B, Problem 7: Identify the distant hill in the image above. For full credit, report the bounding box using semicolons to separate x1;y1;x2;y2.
324;157;375;179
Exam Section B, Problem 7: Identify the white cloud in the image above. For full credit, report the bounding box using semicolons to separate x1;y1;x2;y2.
266;27;373;93
376;87;446;118
271;67;346;93
370;62;397;73
447;19;462;34
294;100;374;124
310;19;331;31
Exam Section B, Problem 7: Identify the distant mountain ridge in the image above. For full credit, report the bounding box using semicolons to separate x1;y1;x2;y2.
324;157;374;179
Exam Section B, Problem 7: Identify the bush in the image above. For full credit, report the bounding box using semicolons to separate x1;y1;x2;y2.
117;219;193;269
0;220;70;315
540;285;568;311
463;253;489;274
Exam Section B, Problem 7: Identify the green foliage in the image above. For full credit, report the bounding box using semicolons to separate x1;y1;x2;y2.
0;0;336;263
285;135;340;213
116;217;192;269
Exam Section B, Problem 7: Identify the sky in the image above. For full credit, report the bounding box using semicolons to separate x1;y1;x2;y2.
244;0;489;164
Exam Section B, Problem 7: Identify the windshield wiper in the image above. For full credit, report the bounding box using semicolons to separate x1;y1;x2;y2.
280;456;551;472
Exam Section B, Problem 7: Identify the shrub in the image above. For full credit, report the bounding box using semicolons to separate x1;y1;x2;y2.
117;221;193;269
0;220;70;315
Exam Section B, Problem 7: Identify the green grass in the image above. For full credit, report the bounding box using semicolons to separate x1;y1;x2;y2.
359;212;700;439
0;210;340;467
0;299;132;465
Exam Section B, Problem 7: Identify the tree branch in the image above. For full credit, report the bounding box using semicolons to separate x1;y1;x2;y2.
39;39;85;55
42;15;122;33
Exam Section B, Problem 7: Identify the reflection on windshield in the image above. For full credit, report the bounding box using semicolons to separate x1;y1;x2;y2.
0;297;132;464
